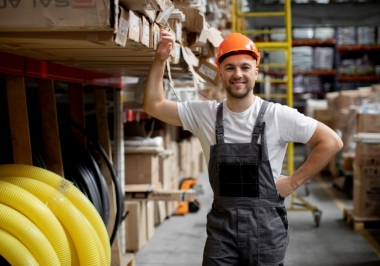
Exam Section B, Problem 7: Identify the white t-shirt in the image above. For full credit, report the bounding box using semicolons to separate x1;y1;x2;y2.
177;97;318;182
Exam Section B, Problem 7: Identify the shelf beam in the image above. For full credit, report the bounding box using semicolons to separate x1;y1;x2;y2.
0;51;122;89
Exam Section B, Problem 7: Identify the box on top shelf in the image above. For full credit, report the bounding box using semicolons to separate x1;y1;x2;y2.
140;15;150;47
195;58;219;86
0;0;115;31
181;7;205;34
119;0;165;12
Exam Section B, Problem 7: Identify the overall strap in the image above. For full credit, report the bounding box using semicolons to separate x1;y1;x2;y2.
215;102;224;144
251;101;269;161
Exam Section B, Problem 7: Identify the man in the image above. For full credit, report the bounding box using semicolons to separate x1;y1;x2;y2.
143;30;343;266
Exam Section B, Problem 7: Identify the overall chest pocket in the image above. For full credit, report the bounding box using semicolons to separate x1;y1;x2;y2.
217;156;259;197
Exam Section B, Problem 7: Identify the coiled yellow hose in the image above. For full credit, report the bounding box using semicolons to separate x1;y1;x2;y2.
62;226;80;266
0;228;39;266
0;164;111;266
0;181;71;266
1;177;106;266
0;203;60;265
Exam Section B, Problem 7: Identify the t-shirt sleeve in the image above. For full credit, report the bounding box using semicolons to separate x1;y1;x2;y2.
275;104;318;144
178;100;213;136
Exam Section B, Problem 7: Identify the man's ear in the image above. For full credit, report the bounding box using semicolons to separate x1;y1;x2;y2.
255;67;259;80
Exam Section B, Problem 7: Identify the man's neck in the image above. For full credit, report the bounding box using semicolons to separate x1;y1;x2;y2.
225;94;256;113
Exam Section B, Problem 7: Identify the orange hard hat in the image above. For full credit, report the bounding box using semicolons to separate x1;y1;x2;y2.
215;33;260;68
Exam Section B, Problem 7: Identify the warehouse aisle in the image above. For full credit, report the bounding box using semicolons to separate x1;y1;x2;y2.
135;148;380;266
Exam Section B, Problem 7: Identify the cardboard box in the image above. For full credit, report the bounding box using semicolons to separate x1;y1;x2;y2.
336;89;373;109
124;201;147;252
178;140;191;177
202;41;217;59
150;23;161;49
355;142;380;166
155;0;174;27
353;163;380;217
115;8;130;47
166;201;178;217
181;7;205;33
314;109;333;129
128;10;141;42
168;18;183;43
125;184;196;201
0;0;112;31
118;0;162;22
154;200;167;226
159;151;174;190
195;58;219;86
356;113;380;133
146;201;155;240
119;0;165;11
125;151;160;185
140;15;150;47
171;42;181;64
354;133;380;166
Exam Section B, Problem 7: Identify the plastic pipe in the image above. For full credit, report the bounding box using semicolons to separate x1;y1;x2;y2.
0;203;60;266
62;226;80;266
0;181;71;266
0;228;39;266
0;164;111;265
1;177;106;266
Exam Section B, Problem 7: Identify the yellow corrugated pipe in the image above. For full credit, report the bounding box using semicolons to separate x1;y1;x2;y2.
63;226;81;266
1;177;106;266
0;164;111;266
0;228;39;266
0;203;60;265
0;181;71;266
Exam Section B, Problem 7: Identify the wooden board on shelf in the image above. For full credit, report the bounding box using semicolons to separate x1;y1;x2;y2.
5;75;32;165
0;31;174;77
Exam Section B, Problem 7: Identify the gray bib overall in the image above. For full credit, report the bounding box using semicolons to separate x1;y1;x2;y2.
202;101;289;266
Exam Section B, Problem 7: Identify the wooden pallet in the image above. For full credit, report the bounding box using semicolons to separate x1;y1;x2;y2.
343;209;380;231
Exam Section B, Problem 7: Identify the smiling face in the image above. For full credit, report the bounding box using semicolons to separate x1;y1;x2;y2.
219;54;259;100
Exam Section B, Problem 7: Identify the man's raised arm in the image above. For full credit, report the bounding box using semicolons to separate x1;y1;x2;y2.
142;30;182;127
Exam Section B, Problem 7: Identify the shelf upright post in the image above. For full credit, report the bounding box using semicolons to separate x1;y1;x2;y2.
6;75;33;165
37;79;64;177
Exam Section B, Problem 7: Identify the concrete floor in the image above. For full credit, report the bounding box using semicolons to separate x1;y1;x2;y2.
135;146;380;266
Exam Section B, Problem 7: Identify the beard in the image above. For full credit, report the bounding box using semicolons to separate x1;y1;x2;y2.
225;83;254;99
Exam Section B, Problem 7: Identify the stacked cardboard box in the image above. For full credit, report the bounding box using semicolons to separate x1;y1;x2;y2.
324;86;380;177
353;132;380;218
326;88;376;153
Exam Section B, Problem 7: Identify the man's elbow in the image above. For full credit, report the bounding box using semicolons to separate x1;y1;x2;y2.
332;135;344;154
142;101;153;116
